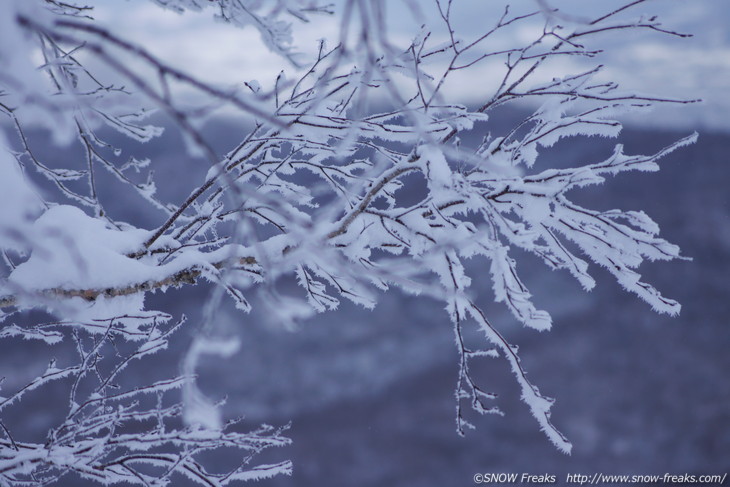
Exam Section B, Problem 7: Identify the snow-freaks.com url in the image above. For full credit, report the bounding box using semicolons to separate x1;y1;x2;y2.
473;473;727;485
565;473;727;485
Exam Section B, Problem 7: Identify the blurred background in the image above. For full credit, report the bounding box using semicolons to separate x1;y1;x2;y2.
2;1;729;485
158;119;730;486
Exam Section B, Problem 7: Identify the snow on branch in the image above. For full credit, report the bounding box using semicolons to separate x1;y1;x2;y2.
0;0;699;482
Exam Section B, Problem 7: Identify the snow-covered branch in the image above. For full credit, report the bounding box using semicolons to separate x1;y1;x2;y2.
0;0;698;483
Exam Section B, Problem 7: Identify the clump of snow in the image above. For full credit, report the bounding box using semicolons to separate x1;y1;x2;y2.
10;205;151;289
5;205;186;320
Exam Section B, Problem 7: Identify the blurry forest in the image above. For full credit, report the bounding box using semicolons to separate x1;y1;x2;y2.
3;115;727;486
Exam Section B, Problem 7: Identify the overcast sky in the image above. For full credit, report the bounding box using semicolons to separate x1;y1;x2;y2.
96;0;730;132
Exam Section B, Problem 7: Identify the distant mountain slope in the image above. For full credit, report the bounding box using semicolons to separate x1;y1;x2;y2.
2;120;727;486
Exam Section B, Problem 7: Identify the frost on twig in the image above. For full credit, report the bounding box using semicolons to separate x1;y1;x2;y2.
0;0;697;482
0;315;292;485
